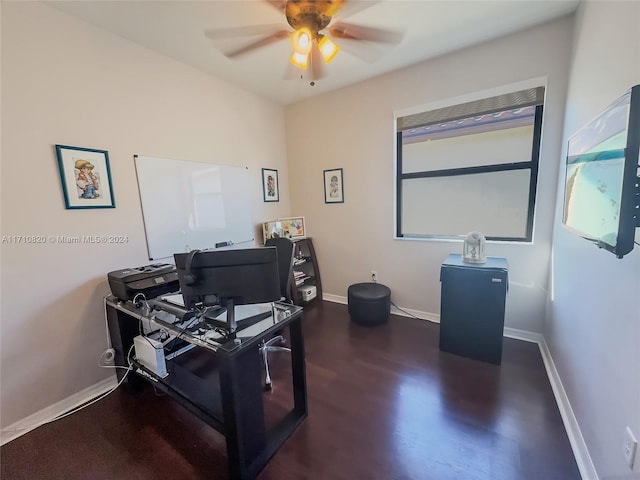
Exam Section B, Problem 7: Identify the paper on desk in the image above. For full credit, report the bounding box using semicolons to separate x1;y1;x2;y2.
160;296;272;322
160;295;271;322
195;303;273;343
234;303;275;337
161;294;185;307
235;303;272;319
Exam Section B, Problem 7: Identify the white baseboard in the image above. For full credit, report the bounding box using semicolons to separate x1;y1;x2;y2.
4;298;598;479
322;293;347;305
537;337;598;480
322;293;440;323
503;326;542;343
322;294;596;479
1;375;117;446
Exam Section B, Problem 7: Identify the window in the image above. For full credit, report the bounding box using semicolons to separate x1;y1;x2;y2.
395;86;544;242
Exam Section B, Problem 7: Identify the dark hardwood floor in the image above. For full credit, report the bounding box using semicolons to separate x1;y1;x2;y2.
1;301;580;480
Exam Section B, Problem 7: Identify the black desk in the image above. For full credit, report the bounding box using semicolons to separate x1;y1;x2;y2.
105;296;307;480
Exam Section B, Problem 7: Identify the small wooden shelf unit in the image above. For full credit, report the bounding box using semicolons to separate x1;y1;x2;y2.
290;237;322;306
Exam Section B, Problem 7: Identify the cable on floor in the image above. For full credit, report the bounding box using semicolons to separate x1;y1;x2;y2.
4;344;135;434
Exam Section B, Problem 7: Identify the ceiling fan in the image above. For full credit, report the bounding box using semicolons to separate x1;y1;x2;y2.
204;0;403;80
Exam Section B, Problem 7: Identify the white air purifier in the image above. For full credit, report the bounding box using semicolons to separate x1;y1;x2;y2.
462;231;486;264
134;335;168;378
298;285;317;302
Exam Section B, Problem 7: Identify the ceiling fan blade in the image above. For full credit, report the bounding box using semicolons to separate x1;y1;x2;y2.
283;63;297;80
334;0;381;20
329;22;404;44
332;38;383;64
309;39;325;81
204;24;286;40
283;61;304;81
265;0;287;14
221;30;290;58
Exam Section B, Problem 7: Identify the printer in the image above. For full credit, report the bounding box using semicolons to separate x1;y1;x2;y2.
108;263;179;301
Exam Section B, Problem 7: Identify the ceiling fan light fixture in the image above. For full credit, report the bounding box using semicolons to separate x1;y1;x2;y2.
290;27;313;55
318;35;340;64
205;0;400;79
290;51;309;69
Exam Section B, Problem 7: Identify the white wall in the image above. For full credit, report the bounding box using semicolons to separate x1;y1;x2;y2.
285;16;573;333
6;8;636;478
0;1;290;428
547;1;640;477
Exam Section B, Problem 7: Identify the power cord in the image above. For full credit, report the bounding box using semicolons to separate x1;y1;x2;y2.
390;299;423;320
133;293;162;348
5;344;135;435
370;276;424;321
102;298;116;365
132;292;150;311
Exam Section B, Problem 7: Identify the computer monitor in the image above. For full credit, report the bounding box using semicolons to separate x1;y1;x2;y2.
174;247;281;335
562;84;640;258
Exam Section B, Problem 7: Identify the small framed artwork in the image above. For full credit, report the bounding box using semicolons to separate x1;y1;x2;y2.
279;217;306;239
55;144;115;209
262;168;279;202
323;168;344;204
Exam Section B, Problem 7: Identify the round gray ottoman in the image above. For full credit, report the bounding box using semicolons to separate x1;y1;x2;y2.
348;282;391;326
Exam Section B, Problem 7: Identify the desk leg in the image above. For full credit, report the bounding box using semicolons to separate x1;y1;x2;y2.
219;347;267;480
289;317;308;415
104;303;142;390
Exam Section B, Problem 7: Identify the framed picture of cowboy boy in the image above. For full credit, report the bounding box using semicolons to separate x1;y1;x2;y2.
55;145;115;209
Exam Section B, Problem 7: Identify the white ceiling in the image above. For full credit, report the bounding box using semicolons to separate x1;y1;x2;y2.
47;0;579;105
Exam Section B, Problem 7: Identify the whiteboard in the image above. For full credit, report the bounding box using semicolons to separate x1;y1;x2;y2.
135;155;254;260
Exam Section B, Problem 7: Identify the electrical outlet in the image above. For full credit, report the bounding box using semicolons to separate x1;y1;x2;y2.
371;271;377;282
101;348;115;366
623;426;637;469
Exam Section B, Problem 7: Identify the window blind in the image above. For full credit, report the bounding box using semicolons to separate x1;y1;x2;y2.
397;86;545;131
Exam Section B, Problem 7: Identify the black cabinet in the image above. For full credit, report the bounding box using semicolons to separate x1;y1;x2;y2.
290;238;322;306
439;254;508;364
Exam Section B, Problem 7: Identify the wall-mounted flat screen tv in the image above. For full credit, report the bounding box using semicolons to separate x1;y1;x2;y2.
562;85;639;258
